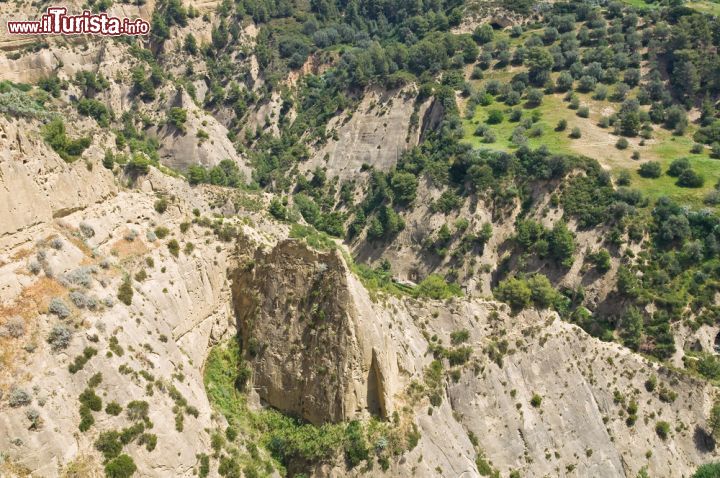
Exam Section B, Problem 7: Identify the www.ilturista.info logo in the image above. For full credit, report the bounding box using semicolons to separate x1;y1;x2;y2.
7;7;150;35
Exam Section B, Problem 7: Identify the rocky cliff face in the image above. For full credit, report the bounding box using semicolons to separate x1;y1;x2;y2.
0;117;718;476
301;87;432;180
0;4;719;477
231;239;395;425
0;136;243;476
229;239;720;477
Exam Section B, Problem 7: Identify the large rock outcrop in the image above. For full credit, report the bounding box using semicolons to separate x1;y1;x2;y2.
231;239;396;425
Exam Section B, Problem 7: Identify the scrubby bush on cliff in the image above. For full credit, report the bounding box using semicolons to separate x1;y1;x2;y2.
47;324;72;351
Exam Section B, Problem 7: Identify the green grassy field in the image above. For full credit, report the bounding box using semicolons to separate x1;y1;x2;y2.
626;142;720;208
620;0;720;14
461;70;720;209
687;1;720;15
462;94;573;154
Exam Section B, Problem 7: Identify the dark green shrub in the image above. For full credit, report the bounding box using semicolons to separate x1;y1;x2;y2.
43;118;90;162
693;463;720;478
69;347;98;373
344;421;369;468
268;198;288;221
79;388;102;412
154;198;168;213
450;329;470;345
154;226;169;239
104;454;137;478
109;336;124;356
638;162;662;178
139;433;157;452
77;98;112;127
530;393;542;408
495;277;531;311
167;107;187;133
79;405;94;431
590;250;611;272
95;430;123;460
667;158;691;177
487;109;503;124
118;275;133;306
167;239;180;257
126;400;149;422
125;154;151;176
677;169;704;188
106;402;122;416
655;421;670;440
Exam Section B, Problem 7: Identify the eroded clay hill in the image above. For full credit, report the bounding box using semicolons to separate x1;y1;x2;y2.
0;113;717;477
1;0;720;473
226;233;720;478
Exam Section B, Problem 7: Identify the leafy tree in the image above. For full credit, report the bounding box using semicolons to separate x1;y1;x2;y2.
617;99;641;137
547;221;576;268
624;68;641;87
556;72;574;92
95;431;123;460
75;70;109;96
677;169;704;188
377;206;404;237
472;25;494;45
344;421;369;468
708;399;720;439
103;150;115;169
590;249;611;272
638;162;662;178
527;274;559;309
184;34;198;55
698;354;720;380
432;190;462;214
487;110;503;124
667;158;691;177
414;275;462;300
526;47;553;86
367;217;384;239
77;99;111;126
294;194;321;226
167;107;187;134
188;165;208;185
664;105;688;134
619;307;643;351
495;277;532;311
526;88;543;107
38;76;62;97
693;463;720;478
118;275;133;306
695;121;720;145
269;198;288;221
125;154;151;176
42;118;90;163
578;75;597;93
390;172;418;205
105;454;137;478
